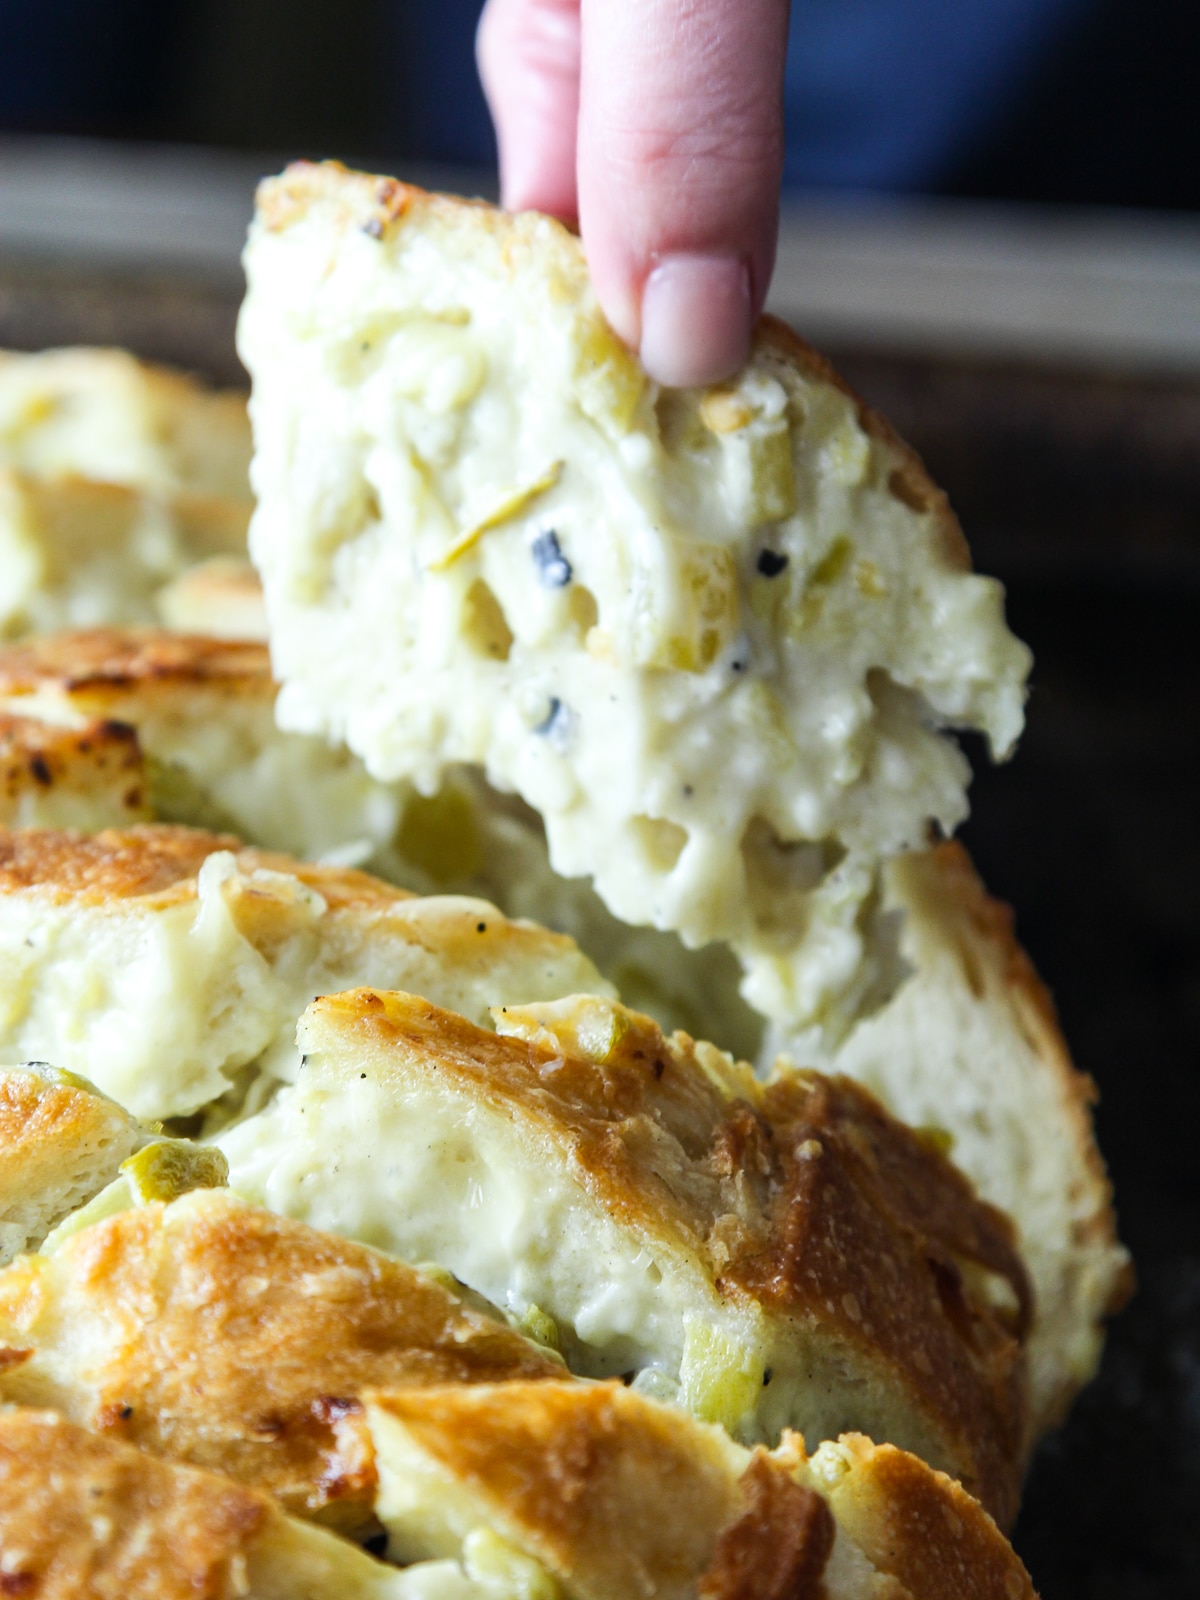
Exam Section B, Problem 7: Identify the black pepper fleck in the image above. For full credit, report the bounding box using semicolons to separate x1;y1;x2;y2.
763;1368;774;1386
530;528;573;587
477;921;487;933
756;549;789;578
29;754;51;786
534;697;573;749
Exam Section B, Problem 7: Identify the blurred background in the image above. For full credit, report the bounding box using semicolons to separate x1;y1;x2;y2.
1;4;1199;1597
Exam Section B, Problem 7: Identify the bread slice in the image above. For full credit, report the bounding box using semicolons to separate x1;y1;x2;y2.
0;629;410;872
0;1408;496;1600
365;1379;1036;1600
0;1187;560;1536
239;162;1030;1043
0;346;251;503
221;987;1030;1526
0;345;252;638
811;844;1131;1435
0;1062;147;1264
0;824;607;1120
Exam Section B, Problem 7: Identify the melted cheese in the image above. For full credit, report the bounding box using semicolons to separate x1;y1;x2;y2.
240;167;1031;1041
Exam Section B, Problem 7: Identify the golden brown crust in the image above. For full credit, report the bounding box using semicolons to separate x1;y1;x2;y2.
0;1408;271;1600
0;1192;559;1530
368;1379;802;1600
699;1451;836;1600
819;1435;1037;1600
0;823;410;910
0;628;272;702
0;1066;141;1229
0;714;146;817
308;989;1028;1524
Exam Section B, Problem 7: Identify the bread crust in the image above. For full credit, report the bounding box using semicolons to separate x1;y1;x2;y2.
368;1379;836;1600
815;1433;1037;1600
841;842;1132;1431
0;1190;559;1531
0;822;407;909
0;1065;144;1262
0;628;272;703
304;988;1029;1525
0;1408;270;1599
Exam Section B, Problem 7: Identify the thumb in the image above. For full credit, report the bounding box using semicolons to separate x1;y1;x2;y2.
578;0;789;387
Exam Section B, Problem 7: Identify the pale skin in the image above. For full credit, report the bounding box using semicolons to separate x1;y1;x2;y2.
477;0;791;388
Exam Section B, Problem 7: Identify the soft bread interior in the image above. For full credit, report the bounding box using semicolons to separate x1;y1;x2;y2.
0;825;607;1120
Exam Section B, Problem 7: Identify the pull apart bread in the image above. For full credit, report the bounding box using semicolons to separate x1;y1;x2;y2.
236;165;1125;1432
221;989;1031;1527
366;1378;1036;1600
0;1186;560;1535
0;824;605;1120
0;1410;500;1600
0;1396;1034;1600
0;346;253;637
0;1100;1036;1600
0;629;1126;1427
0;629;411;870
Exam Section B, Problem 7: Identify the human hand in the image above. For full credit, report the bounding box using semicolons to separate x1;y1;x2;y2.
477;0;789;387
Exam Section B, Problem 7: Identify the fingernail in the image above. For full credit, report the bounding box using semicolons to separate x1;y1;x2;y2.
639;254;753;388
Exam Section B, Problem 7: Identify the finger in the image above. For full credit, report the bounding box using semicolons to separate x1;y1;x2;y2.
477;0;583;220
577;0;789;387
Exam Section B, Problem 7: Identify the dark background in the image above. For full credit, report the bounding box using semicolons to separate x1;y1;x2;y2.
4;0;1200;210
1;1;1199;1594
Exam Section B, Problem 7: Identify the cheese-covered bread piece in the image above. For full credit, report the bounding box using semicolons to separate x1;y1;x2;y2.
365;1380;1037;1600
0;1062;146;1264
222;989;1030;1526
0;709;148;830
0;824;607;1119
0;629;409;871
239;163;1030;1040
0;346;251;503
0;1409;494;1600
0;346;252;638
0;468;249;638
0;627;755;1049
0;1188;560;1535
813;844;1131;1435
